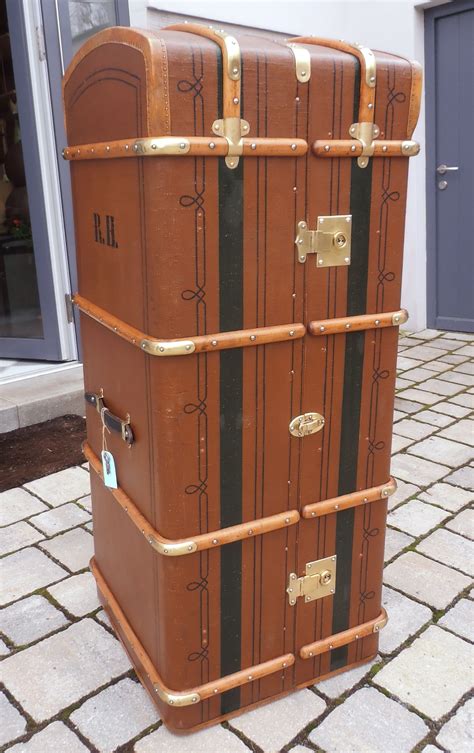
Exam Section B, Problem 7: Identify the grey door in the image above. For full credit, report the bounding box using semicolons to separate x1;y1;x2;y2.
425;0;474;333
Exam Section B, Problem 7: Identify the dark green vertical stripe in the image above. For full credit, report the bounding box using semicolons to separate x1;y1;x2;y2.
218;52;244;715
331;62;373;671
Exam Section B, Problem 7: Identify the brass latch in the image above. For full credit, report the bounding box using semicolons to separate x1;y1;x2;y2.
289;412;325;437
295;215;352;267
287;556;337;605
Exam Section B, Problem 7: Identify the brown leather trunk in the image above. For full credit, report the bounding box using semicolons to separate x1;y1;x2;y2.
63;26;421;731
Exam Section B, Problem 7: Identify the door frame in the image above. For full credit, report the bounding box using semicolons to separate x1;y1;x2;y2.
424;0;474;331
1;0;76;360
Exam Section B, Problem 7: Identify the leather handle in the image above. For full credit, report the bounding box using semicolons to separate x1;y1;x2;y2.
84;392;134;445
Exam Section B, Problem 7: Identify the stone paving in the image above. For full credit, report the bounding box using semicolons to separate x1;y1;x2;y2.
1;329;473;753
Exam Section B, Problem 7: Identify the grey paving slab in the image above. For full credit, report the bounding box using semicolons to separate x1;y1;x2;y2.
39;528;94;572
397;355;424;371
0;521;44;556
444;465;474;491
438;418;474;444
0;619;131;723
24;467;90;507
438;598;474;641
388;479;420;511
6;721;89;753
48;572;100;617
31;502;90;536
70;678;158;752
450;392;474;409
384;527;414;561
0;399;19;432
391;434;414;453
0;594;68;646
418;482;473;512
0;548;67;606
0;488;48;526
396;377;415;392
394;397;424;414
0;691;26;747
398;366;436;384
393;418;436;440
407;435;474;467
397;388;441;406
380;586;432;654
390;454;449;485
404;345;449;361
374;626;473;720
95;608;112;628
446;508;474;539
415;409;455;427
384;552;471;609
413;329;441;340
230;689;325;751
453;361;474;375
440;353;470;364
309;686;428;753
77;494;92;513
417;528;474;576
134;724;248;752
423;360;453;373
418;377;464;396
387;500;449;537
455;344;474;357
423;338;461;351
314;655;379;699
432;401;471;418
438;370;474;387
436;697;473;753
393;409;406;422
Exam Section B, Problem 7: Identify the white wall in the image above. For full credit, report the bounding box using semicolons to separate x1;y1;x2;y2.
128;1;451;331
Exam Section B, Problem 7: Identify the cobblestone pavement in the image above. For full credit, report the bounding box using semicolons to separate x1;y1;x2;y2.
1;329;473;753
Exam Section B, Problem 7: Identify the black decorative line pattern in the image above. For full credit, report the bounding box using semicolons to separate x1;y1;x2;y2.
178;48;210;706
357;63;405;659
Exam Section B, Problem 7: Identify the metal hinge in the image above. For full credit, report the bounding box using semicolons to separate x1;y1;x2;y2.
349;122;380;168
287;556;337;605
295;215;352;267
65;293;74;323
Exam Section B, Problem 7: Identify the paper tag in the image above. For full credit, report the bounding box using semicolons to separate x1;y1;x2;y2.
101;450;118;489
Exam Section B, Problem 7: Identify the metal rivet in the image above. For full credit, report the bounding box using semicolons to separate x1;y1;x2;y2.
212;539;218;544
382;489;389;497
370;75;375;83
169;699;174;704
356;634;359;639
295;96;300;102
251;143;257;150
345;257;350;264
345;323;351;329
164;548;168;554
375;626;379;632
320;326;325;332
368;103;373;109
320;218;325;223
324;145;330;152
291;574;297;580
334;504;339;509
375;319;381;325
214;688;218;694
185;344;192;350
382;145;388;152
180;143;186;149
125;144;129;150
233;97;239;104
318;259;324;266
364;497;369;502
394;315;400;323
250;334;256;341
282;662;287;667
151;143;157;150
192;696;198;702
290;600;295;605
248;675;253;681
308;563;312;569
330;589;335;594
301;70;306;77
291;143;297;151
159;346;165;352
134;145;138;151
242;124;249;131
300;256;305;262
248;529;253;535
211;340;218;346
289;330;295;336
233;67;239;74
209;141;216;149
329;644;334;649
351;145;356;152
311;512;316;517
188;545;193;551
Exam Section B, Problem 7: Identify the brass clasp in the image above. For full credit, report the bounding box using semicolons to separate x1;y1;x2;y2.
287;556;337;605
295;215;352;268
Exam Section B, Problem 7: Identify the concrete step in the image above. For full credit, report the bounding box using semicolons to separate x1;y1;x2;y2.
0;364;84;432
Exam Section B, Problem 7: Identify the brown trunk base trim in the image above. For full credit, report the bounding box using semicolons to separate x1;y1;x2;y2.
300;609;388;659
91;557;295;707
308;309;408;336
302;478;397;519
73;294;305;356
62;136;308;160
313;140;420;158
85;443;300;555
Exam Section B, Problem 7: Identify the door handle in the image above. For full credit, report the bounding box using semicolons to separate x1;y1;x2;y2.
436;164;459;175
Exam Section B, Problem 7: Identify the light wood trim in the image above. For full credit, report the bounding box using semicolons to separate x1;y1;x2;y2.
300;609;388;659
74;294;305;355
289;37;376;123
63;136;308;160
312;140;420;158
85;443;299;556
302;479;397;519
165;24;240;121
407;60;423;138
91;557;295;706
308;309;408;336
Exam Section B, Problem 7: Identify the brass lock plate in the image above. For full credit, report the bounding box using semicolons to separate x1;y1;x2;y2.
289;412;325;437
295;215;352;268
287;555;337;605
